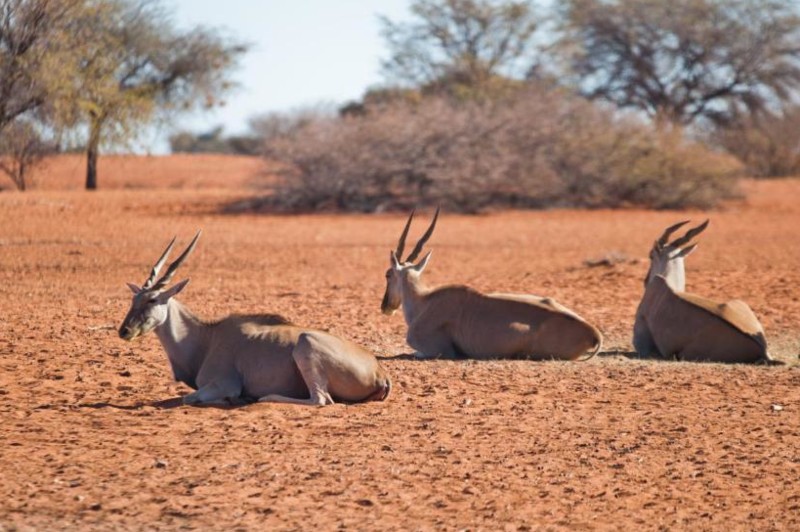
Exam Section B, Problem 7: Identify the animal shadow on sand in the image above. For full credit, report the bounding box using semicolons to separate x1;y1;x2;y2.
377;352;469;362
597;349;640;359
596;349;788;365
380;351;637;362
78;395;256;411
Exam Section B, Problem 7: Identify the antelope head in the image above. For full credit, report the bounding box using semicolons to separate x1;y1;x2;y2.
119;231;201;341
644;220;709;291
381;208;439;315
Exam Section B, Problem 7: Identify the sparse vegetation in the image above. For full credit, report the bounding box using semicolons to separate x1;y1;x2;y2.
70;0;248;190
239;0;775;213
711;106;800;178
4;0;799;201
254;87;741;213
0;120;54;191
169;126;262;156
0;0;247;190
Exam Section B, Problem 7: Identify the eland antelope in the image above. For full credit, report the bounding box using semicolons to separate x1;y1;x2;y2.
119;232;392;406
381;209;603;360
633;220;775;364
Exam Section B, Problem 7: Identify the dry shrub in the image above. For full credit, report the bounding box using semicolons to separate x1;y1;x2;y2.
0;121;54;191
713;108;800;178
255;87;741;212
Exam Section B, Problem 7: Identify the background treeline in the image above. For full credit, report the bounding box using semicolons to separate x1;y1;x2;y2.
179;0;800;212
4;0;800;212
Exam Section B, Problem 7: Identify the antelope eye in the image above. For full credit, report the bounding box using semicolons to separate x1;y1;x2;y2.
148;298;158;304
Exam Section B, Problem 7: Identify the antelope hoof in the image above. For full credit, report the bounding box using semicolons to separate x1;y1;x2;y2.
182;393;201;405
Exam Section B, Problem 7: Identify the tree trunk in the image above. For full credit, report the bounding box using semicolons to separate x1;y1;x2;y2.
85;116;103;190
17;160;26;191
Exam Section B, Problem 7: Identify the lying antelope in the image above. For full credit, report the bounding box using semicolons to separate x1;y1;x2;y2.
633;220;775;364
381;209;603;360
119;232;391;406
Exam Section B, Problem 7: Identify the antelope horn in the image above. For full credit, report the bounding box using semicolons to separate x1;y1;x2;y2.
396;209;415;260
151;231;202;290
405;206;439;263
656;220;690;249
142;237;176;289
671;219;710;249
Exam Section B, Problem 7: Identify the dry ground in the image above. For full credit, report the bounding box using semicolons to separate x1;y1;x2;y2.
1;155;799;531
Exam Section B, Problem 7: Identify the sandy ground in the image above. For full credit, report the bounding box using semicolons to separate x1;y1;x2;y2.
1;153;269;191
1;156;799;530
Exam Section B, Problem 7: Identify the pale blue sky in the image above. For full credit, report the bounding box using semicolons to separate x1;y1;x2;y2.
145;0;412;150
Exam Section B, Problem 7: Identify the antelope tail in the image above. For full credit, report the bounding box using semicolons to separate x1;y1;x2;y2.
752;332;783;365
365;377;392;402
577;326;603;362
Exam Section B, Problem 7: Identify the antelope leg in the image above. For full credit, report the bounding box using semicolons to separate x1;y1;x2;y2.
182;379;242;405
632;315;658;358
407;323;461;359
259;332;335;406
258;393;333;406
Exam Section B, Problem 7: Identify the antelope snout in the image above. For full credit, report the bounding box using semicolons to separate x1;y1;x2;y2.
119;325;134;341
380;292;398;315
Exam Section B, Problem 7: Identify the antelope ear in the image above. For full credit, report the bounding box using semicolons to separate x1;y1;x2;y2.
412;250;432;273
156;278;190;302
126;283;141;294
675;244;697;259
390;250;401;269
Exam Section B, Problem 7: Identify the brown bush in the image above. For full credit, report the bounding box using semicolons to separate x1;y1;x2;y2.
0;120;54;191
253;87;741;213
713;107;800;178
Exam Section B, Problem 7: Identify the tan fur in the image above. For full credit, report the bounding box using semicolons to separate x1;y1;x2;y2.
633;220;774;364
386;269;602;361
676;292;766;341
636;276;767;363
120;234;391;406
383;210;603;361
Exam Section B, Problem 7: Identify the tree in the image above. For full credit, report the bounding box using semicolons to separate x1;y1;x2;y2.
0;0;86;132
557;0;800;125
169;125;262;155
72;0;247;189
380;0;540;98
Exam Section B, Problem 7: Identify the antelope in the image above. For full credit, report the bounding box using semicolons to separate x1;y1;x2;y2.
381;209;603;360
633;220;776;364
118;232;392;406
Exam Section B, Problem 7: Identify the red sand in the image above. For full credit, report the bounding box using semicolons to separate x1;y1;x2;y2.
0;156;798;530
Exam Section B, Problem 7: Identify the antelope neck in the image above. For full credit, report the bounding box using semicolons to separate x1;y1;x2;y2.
661;257;687;292
153;299;209;389
400;274;429;326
